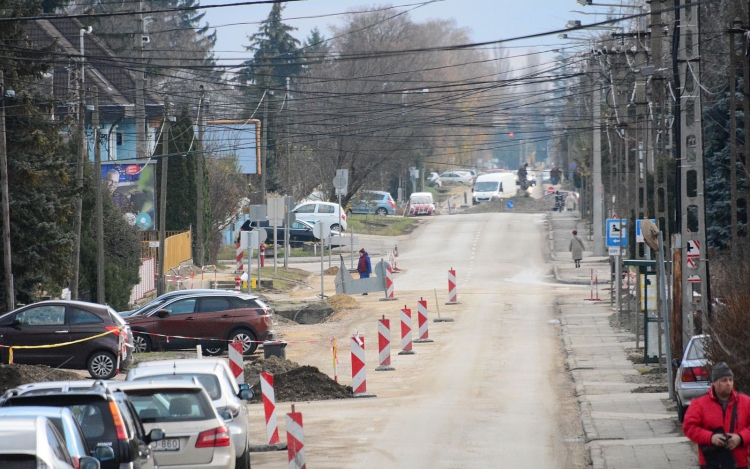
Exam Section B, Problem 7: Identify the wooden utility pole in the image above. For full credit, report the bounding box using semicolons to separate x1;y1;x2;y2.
157;103;170;295
70;49;86;300
93;91;105;303
195;87;205;266
0;71;13;311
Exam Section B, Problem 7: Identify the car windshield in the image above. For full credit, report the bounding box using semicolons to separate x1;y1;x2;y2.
411;197;431;204
131;374;222;400
474;181;499;192
127;390;214;423
687;338;706;360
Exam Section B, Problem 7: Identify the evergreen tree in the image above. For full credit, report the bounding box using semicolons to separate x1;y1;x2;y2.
703;91;733;251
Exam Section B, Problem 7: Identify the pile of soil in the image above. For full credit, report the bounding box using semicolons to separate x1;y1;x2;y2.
466;195;551;214
323;266;339;276
326;294;359;312
244;357;352;402
0;364;83;393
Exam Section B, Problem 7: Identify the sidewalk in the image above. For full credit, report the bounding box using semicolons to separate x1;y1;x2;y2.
549;211;695;468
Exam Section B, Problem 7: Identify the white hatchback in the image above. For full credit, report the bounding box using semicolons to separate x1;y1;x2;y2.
292;201;347;232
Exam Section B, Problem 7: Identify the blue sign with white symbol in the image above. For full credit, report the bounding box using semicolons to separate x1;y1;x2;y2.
635;219;656;243
606;219;628;247
506;200;514;210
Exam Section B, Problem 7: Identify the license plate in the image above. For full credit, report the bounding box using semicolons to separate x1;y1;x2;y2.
153;438;180;451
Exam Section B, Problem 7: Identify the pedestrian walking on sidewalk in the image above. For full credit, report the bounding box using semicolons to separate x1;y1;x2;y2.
569;230;584;268
565;193;577;212
357;248;372;295
684;362;750;469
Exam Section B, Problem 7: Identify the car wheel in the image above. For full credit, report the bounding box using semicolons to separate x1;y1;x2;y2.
331;223;341;232
236;442;251;469
132;333;151;353
375;208;388;216
202;345;224;356
87;351;117;380
230;329;258;355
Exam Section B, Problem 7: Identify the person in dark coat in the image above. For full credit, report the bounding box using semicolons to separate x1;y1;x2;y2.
683;362;750;469
356;248;372;295
569;230;584;268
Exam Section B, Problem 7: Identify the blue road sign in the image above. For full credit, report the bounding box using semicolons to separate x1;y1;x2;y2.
635;219;656;243
506;200;514;210
606;219;628;247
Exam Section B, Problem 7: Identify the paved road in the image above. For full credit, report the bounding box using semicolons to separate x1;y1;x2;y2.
250;212;587;468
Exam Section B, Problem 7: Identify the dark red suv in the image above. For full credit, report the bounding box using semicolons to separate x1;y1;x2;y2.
126;293;275;356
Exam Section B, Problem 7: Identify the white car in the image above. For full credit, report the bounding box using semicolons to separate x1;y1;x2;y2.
110;381;236;469
439;171;473;185
0;416;100;469
126;359;254;469
292;201;347;232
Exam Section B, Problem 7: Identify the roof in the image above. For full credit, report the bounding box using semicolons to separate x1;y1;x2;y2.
0;417;44;453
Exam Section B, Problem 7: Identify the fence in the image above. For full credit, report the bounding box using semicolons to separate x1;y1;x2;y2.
129;257;155;305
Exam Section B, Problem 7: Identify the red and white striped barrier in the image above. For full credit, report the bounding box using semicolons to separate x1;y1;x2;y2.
414;299;434;343
260;372;280;445
446;268;459;305
375;317;395;371
585;269;602;301
389;249;402;273
228;342;244;384
385;265;395;298
236;242;244;272
351;334;376;397
286;406;306;469
398;307;415;355
201;265;218;289
234;275;241;292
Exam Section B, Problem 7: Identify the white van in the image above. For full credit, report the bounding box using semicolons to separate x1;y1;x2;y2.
408;192;435;216
472;172;516;203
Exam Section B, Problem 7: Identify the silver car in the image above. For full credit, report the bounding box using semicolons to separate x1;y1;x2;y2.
126;359;253;469
0;416;100;469
673;334;710;422
110;381;235;469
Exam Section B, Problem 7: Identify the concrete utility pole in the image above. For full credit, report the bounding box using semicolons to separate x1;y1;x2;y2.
676;0;709;347
157;103;170;295
0;72;13;311
650;1;670;239
93;91;105;304
135;0;146;159
70;32;88;300
634;37;649;259
592;65;604;256
195;88;205;266
260;92;268;203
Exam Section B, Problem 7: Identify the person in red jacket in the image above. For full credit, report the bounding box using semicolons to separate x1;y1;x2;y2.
683;362;750;468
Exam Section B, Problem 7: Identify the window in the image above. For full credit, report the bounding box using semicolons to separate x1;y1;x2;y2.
230;297;261;310
129;390;213;422
46;421;72;465
294;204;315;214
198;297;233;313
16;306;65;326
318;204;335;214
69;308;103;325
133;374;222;400
164;299;197;315
687;338;705;360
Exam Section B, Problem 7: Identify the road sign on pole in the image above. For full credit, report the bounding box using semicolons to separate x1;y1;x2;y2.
635;219;656;243
606;219;628;248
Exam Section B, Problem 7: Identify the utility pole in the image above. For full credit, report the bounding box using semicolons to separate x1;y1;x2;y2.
591;60;604;256
93;91;105;304
676;0;709;347
0;72;13;311
135;0;146;160
195;87;205;266
157;102;170;295
285;77;291;194
70;32;88;300
728;7;747;259
635;36;649;259
260;92;268;204
651;1;669;239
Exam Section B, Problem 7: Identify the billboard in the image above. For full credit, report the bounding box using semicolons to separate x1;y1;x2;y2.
102;161;156;231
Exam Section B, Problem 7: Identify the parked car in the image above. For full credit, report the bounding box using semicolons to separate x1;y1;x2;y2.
108;381;235;469
0;416;100;469
439;171;473;185
0;406;114;469
126;292;275;355
0;300;134;379
253;219;341;247
427;172;442;187
408;192;435;216
458;169;477;181
472;172;516;203
347;190;395;216
126;359;254;469
1;382;165;469
673;334;710;422
292;201;347;232
120;289;239;318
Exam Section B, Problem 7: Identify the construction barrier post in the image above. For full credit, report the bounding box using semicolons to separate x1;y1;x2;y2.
286;405;306;469
585;269;602;302
234;275;241;292
330;338;338;382
414;298;434;343
446;268;459;305
398;307;415;355
260;372;281;445
228;342;244;384
236;242;244;272
375;316;395;371
351;334;376;398
379;263;398;301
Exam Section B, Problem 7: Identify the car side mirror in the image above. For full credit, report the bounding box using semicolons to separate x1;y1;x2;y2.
156;310;169;319
671;358;680;369
92;446;115;462
79;456;101;469
147;428;165;443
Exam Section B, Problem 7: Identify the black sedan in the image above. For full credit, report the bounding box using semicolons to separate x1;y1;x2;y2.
253;219;342;247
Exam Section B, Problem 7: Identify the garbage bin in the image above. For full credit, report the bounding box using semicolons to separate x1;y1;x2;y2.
263;340;287;359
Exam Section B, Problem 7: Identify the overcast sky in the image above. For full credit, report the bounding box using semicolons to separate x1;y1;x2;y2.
201;0;625;66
